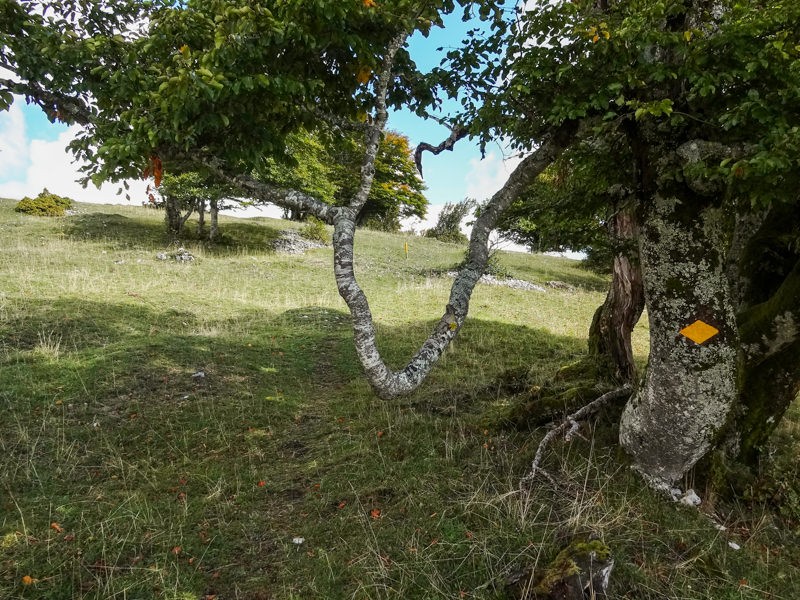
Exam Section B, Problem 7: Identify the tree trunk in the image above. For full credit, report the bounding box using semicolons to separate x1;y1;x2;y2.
209;198;219;241
197;198;206;237
164;195;184;236
587;203;644;384
736;340;800;465
619;191;740;487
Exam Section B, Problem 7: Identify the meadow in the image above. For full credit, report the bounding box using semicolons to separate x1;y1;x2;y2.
0;199;798;599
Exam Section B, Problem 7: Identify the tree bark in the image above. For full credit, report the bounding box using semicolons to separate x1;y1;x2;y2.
587;203;644;384
619;191;740;486
209;198;219;241
197;198;206;237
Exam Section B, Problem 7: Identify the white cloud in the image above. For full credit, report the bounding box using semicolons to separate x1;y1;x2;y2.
0;124;149;204
0;103;30;180
465;151;523;202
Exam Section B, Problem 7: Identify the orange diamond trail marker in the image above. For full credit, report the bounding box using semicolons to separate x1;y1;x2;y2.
680;320;719;344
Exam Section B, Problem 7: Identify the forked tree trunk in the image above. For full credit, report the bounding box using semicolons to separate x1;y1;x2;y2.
587;204;644;384
619;191;740;486
164;195;193;237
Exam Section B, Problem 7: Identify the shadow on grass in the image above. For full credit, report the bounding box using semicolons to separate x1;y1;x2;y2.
0;297;586;412
63;212;286;256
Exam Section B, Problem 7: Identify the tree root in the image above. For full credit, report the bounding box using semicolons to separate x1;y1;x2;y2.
521;385;632;487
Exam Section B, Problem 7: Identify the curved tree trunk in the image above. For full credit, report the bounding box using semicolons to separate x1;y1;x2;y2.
619;191;740;487
587;203;644;384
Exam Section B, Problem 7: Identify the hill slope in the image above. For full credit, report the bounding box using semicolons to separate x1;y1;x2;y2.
0;199;798;599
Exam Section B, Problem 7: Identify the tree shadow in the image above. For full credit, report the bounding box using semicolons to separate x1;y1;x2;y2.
63;212;287;256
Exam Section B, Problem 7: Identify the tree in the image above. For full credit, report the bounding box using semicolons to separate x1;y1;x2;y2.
153;170;235;240
258;128;427;231
441;0;800;487
425;197;476;244
498;137;645;385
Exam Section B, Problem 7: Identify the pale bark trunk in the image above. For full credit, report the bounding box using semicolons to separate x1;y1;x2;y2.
619;192;740;486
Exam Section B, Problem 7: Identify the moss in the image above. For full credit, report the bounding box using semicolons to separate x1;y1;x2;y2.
533;539;613;595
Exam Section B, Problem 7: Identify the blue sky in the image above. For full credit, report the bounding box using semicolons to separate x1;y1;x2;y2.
0;8;519;222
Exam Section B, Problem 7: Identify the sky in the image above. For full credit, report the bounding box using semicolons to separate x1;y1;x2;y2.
0;8;525;240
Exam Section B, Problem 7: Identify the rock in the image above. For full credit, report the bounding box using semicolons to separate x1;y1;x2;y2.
174;247;194;262
506;539;614;600
273;230;326;254
446;272;546;292
156;252;169;261
546;280;575;291
680;489;702;506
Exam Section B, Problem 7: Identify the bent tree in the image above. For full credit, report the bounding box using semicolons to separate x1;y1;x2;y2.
3;0;798;490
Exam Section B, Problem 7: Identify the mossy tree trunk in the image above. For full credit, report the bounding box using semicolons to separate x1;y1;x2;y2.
587;202;644;384
619;188;740;486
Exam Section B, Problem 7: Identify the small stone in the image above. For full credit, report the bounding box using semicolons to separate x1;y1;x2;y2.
680;489;702;506
192;371;205;379
728;541;741;551
292;537;305;545
156;253;168;261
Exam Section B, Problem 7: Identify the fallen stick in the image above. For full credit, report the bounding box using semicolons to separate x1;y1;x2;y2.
521;385;633;487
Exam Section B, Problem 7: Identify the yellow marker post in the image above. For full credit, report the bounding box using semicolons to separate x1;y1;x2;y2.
680;320;719;345
404;241;409;260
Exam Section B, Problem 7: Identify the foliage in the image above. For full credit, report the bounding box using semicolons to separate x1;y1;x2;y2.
299;216;330;245
425;198;475;244
258;128;427;230
14;189;72;216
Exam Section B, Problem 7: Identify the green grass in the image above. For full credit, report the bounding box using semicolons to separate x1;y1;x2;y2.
0;199;797;599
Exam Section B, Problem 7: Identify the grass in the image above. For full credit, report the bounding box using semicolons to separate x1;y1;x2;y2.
0;198;798;599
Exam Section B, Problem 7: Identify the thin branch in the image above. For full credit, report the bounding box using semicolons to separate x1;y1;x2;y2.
0;78;92;125
349;31;408;214
199;157;341;224
521;385;632;487
414;125;468;176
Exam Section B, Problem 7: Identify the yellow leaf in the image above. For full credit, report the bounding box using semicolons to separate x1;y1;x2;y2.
363;0;376;6
50;522;64;534
603;30;610;40
684;30;693;42
21;575;37;586
592;34;600;43
356;66;372;85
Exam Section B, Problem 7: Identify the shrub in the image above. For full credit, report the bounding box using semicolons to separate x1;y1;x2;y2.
424;198;475;244
300;216;330;244
14;189;73;216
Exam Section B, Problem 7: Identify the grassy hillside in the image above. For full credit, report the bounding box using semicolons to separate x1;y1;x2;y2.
0;199;798;599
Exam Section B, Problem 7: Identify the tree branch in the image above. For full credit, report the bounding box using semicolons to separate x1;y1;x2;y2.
0;78;92;125
520;385;633;487
349;31;408;214
414;126;468;177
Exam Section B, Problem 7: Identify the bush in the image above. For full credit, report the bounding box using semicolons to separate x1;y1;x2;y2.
300;217;330;244
424;198;475;244
14;189;73;216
